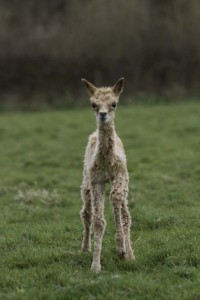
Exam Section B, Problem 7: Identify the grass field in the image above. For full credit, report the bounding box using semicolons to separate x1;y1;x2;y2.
0;102;200;299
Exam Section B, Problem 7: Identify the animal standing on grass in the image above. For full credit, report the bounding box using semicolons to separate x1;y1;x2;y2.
80;78;135;272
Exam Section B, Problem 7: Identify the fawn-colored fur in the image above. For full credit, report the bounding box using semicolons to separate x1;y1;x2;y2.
80;78;134;272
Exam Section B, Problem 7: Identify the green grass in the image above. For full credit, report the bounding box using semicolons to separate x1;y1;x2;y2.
0;102;200;300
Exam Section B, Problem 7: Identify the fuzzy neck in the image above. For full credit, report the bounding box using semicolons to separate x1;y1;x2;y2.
97;121;115;157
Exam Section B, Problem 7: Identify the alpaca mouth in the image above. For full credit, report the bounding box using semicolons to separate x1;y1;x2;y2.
100;116;108;122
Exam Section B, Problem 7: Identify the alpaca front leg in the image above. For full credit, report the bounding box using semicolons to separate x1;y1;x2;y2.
80;180;92;252
91;183;105;273
121;200;135;260
110;176;126;258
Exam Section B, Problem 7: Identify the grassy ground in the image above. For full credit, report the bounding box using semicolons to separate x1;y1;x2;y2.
0;102;200;300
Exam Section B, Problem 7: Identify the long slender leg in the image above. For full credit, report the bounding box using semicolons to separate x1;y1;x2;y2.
80;177;92;252
91;182;106;273
121;192;135;260
110;174;126;258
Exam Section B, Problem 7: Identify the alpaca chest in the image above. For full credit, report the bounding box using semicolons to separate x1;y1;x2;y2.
90;158;114;183
89;155;124;183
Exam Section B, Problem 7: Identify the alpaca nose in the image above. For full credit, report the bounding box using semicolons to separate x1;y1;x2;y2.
100;112;107;117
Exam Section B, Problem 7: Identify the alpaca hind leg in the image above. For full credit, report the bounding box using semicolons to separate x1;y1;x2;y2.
80;180;92;252
121;198;135;260
110;175;126;259
91;183;106;273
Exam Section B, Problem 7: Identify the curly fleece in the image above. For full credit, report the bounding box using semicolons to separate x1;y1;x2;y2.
80;78;135;272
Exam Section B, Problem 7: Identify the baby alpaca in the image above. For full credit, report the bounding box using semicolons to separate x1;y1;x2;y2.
80;78;134;272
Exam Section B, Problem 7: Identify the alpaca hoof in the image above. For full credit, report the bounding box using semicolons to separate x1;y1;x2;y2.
82;246;91;252
125;251;135;260
91;262;101;273
118;250;126;259
82;243;91;252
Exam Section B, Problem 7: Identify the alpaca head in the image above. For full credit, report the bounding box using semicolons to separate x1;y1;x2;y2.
81;78;124;124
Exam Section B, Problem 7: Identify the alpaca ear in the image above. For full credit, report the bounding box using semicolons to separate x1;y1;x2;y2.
81;78;97;96
112;78;124;96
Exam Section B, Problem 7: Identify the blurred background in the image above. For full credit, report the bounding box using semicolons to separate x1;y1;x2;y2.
1;0;200;110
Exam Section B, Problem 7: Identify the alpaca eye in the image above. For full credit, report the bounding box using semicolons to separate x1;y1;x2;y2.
111;102;116;108
91;103;97;109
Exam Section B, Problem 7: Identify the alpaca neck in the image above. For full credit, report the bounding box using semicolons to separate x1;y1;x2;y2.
97;121;115;157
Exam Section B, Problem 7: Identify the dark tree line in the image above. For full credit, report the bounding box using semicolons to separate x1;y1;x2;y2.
0;0;200;107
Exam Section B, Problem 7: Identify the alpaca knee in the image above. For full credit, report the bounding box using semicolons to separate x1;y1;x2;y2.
81;208;91;226
122;209;131;234
93;214;106;236
81;186;90;200
110;189;124;206
80;186;92;221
